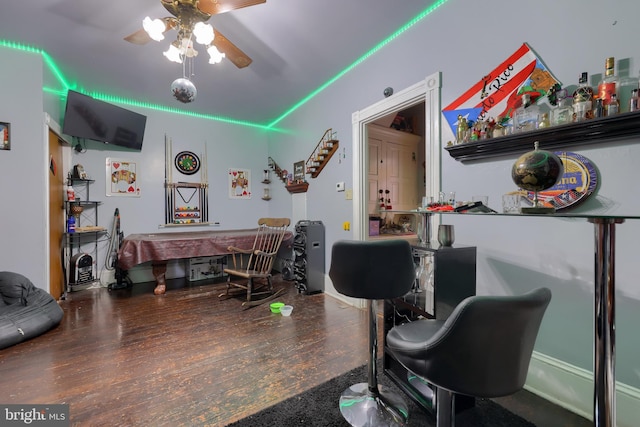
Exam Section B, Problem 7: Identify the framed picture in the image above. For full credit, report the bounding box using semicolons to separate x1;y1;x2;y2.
0;122;10;150
293;160;305;182
106;158;140;197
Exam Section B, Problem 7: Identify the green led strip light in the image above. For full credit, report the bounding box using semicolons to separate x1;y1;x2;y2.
1;0;447;131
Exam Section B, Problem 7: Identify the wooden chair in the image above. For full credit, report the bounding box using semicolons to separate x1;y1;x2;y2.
221;218;291;303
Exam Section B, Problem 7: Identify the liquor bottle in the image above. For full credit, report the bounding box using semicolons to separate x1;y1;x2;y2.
629;88;639;112
513;93;539;132
551;89;573;126
573;72;594;122
593;98;605;118
597;57;618;109
606;93;620;116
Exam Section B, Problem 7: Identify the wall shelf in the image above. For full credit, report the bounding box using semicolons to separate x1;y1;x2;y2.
285;182;309;193
306;129;339;178
268;157;288;184
444;111;640;162
65;177;102;292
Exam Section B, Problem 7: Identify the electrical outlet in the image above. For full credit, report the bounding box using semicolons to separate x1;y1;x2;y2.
336;182;345;192
345;189;353;200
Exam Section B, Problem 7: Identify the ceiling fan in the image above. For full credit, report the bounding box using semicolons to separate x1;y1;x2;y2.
124;0;266;69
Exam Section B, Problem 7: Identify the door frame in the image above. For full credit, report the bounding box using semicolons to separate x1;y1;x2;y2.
44;113;72;297
351;72;442;241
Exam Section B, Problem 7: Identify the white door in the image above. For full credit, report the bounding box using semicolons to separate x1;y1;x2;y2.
385;140;418;211
368;125;421;215
368;136;383;215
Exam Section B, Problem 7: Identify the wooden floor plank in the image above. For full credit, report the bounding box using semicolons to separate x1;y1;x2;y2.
0;275;589;427
0;277;368;426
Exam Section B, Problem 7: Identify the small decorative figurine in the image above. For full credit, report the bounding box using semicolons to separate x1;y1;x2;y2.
456;115;469;143
538;113;550;128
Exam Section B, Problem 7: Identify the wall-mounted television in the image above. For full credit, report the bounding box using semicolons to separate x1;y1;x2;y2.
62;90;147;151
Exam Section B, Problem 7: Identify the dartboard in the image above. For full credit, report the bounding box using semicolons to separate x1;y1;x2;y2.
175;151;200;175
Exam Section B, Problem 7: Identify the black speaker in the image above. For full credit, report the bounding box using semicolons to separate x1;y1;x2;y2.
293;220;325;294
281;259;294;281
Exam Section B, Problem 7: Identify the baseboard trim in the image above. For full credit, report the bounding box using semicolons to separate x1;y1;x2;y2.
324;289;364;308
527;351;640;427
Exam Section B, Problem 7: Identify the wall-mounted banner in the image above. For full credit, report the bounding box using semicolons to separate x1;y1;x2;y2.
442;42;560;136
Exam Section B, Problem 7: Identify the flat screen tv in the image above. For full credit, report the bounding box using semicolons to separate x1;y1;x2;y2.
62;90;147;151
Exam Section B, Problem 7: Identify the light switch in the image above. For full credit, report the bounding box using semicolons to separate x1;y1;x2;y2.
345;189;353;200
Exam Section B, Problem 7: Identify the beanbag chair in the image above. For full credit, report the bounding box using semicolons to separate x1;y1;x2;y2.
0;271;63;350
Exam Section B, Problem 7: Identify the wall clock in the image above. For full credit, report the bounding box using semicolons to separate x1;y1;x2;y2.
175;151;200;175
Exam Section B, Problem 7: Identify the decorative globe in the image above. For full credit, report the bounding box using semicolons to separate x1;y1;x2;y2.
511;141;564;192
171;78;197;103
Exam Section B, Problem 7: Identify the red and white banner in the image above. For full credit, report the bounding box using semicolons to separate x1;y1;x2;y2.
442;43;560;135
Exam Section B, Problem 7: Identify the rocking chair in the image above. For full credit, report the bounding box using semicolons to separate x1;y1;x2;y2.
221;218;291;304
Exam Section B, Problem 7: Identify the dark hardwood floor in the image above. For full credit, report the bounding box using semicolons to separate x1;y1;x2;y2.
0;275;590;426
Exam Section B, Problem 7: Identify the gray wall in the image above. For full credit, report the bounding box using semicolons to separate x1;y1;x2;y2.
0;49;47;289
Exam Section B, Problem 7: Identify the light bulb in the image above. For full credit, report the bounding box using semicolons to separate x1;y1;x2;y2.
163;44;183;63
142;16;166;41
207;45;226;64
193;22;215;45
181;38;198;58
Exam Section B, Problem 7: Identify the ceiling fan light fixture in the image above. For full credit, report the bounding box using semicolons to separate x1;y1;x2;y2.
193;22;215;45
124;0;263;103
163;44;183;63
179;37;198;58
207;45;226;64
142;16;166;41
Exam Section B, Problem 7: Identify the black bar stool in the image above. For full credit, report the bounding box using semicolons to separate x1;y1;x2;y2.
386;288;552;427
329;239;416;427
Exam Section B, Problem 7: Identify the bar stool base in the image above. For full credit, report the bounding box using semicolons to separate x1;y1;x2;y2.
339;382;409;427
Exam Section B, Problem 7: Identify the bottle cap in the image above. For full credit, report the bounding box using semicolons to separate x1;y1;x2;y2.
579;72;588;84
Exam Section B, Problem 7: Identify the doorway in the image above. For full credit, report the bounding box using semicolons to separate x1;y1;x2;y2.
352;72;442;240
46;114;71;300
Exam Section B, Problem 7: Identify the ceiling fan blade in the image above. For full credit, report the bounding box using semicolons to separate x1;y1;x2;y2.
197;0;266;16
124;17;177;45
213;29;252;68
124;28;152;45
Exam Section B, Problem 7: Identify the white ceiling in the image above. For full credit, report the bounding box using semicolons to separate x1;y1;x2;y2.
0;0;433;124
